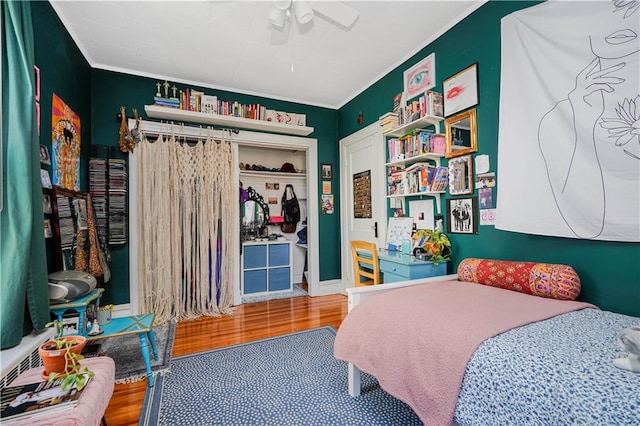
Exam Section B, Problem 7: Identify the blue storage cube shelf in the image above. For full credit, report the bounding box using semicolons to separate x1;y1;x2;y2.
244;245;267;269
269;244;290;267
244;269;267;294
269;267;291;291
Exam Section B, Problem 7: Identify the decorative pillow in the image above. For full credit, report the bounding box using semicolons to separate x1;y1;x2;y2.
457;258;581;300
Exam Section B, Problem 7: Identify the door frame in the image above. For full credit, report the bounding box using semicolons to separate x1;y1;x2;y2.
339;122;387;294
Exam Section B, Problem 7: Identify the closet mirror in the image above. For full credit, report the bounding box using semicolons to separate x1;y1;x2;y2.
445;108;477;159
242;186;270;240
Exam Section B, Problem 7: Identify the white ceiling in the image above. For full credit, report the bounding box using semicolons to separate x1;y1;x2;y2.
50;0;485;109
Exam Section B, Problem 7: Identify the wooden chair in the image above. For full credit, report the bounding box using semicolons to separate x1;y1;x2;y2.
350;241;381;286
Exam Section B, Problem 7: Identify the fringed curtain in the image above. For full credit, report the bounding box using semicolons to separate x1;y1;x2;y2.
137;127;235;323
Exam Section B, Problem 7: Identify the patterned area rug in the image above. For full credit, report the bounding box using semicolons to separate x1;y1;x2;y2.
139;326;421;425
83;320;175;384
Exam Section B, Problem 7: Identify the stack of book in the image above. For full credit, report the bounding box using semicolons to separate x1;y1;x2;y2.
153;96;180;108
419;90;444;118
0;375;92;422
379;112;399;133
387;166;406;196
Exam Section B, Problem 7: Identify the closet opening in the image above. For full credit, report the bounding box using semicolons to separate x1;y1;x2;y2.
128;121;319;314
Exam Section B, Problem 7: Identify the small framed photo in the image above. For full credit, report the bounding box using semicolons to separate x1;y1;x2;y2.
448;154;473;195
39;144;51;165
321;163;332;181
60;315;80;336
447;197;478;234
44;219;53;238
443;63;479;117
40;169;52;189
43;194;52;214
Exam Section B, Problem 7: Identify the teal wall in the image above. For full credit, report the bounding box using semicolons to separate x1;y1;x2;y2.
32;1;92;272
30;1;640;315
90;71;340;304
338;1;639;316
31;2;341;306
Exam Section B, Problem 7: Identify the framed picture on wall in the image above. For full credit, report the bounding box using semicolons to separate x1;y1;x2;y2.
443;63;479;117
403;53;436;100
447;197;478;234
448;154;473;195
321;163;332;181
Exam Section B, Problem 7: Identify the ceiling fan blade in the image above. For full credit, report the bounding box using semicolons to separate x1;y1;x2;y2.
310;1;359;29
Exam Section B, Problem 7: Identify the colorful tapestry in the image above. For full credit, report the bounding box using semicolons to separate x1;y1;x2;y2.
496;1;639;242
51;94;81;191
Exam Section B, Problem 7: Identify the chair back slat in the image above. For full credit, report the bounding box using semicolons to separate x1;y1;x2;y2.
350;240;381;286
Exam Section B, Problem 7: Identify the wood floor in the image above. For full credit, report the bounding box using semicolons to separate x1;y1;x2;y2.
104;293;349;426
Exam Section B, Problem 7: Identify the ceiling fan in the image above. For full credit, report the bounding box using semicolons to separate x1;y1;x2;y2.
268;0;359;30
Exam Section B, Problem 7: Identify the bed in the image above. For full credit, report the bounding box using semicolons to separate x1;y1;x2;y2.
334;259;640;426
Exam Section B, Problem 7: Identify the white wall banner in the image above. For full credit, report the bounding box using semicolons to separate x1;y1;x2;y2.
496;1;639;242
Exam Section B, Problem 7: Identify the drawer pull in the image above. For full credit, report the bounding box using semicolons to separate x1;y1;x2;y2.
391;266;396;271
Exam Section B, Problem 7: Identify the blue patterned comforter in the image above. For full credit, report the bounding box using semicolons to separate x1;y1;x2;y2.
454;309;640;425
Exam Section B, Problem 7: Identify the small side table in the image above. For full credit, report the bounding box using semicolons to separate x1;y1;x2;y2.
87;313;159;387
49;288;104;336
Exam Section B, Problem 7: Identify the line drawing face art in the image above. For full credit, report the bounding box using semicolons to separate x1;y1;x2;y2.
538;0;639;240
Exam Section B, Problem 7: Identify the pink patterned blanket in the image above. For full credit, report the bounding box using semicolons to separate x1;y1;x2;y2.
333;280;596;426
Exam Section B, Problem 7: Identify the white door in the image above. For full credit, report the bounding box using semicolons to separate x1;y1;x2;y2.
339;123;387;292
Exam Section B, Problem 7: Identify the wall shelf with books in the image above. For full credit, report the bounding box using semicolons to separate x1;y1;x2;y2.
385;138;447;214
383;114;444;138
386;152;444;168
386;164;447;214
145;105;314;137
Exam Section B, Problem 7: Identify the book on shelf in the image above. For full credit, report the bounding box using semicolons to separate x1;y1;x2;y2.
0;374;92;422
405;163;436;194
200;94;218;114
423;90;444;118
429;166;449;192
153;96;179;104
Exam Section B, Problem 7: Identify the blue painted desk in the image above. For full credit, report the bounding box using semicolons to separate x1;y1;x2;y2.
378;249;447;283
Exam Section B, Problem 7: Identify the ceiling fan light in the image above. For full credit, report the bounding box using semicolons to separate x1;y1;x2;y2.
274;0;291;11
269;7;286;28
293;0;313;25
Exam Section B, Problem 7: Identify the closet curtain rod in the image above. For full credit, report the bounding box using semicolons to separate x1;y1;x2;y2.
128;118;239;140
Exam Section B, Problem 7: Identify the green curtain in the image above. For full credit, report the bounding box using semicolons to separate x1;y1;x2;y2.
1;0;50;349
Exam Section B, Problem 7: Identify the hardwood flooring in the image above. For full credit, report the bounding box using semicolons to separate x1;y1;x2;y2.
104;294;348;426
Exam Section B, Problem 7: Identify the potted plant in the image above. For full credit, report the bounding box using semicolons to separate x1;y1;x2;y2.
38;320;94;390
411;229;452;265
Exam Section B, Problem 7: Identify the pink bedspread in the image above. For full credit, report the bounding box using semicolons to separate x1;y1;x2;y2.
333;280;596;426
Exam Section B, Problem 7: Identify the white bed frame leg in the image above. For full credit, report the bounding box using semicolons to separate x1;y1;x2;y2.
348;362;361;397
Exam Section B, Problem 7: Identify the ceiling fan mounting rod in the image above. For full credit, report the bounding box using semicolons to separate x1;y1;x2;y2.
269;0;314;28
